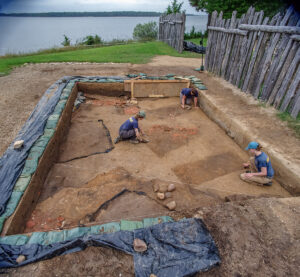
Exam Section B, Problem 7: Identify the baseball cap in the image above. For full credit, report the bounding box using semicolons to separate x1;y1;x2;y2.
138;110;146;118
245;141;259;150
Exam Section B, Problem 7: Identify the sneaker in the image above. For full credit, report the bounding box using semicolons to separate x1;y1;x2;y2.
114;136;122;144
140;138;150;143
264;181;272;186
130;138;140;144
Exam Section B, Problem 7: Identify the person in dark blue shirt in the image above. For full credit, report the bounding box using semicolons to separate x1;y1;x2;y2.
114;110;149;144
240;141;274;186
180;88;199;109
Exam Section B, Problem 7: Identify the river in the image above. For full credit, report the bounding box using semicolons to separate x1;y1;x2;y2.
0;15;208;56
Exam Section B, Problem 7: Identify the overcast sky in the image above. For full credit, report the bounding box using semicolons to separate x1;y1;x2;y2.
0;0;206;14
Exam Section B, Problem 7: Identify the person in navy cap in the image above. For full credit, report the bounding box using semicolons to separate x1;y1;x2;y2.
240;141;274;186
114;110;149;144
180;88;199;109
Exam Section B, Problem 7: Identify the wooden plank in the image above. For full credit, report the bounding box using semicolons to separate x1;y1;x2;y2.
267;41;300;104
290;87;300;118
212;17;225;74
208;11;223;72
131;81;134;99
239;24;300;34
205;11;218;71
280;66;300;111
291;35;300;41
229;7;255;85
215;18;231;76
248;13;281;95
221;11;237;78
273;47;300;108
252;7;293;98
207;26;248;36
241;17;269;92
261;15;300;100
225;17;243;81
234;11;261;88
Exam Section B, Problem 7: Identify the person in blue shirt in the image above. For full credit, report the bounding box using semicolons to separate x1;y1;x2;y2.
180;88;199;109
240;141;274;186
114;110;149;144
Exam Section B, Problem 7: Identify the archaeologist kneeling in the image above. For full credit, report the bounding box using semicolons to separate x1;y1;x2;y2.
240;141;274;186
180;88;199;109
114;110;149;144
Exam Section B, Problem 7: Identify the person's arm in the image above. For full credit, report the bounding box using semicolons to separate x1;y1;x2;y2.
245;167;267;178
181;95;186;108
194;96;199;108
135;128;142;140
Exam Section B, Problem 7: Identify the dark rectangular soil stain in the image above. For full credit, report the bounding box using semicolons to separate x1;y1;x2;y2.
173;152;243;185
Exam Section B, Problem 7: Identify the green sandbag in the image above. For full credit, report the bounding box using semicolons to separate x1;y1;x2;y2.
196;84;207;90
28;232;46;245
14;175;31;192
29;146;45;156
22;158;38;175
120;220;143;231
143;216;173;228
33;136;50;148
165;74;175;77
91;222;121;234
43;230;65;245
43;129;55;138
2;191;23;218
0;217;5;232
60;92;70;100
65;227;91;241
0;234;29;246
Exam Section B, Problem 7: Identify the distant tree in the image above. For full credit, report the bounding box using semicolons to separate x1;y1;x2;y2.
61;35;71;46
133;21;158;41
189;0;287;19
166;0;185;14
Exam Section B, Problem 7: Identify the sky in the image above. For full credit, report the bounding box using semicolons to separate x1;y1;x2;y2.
0;0;206;14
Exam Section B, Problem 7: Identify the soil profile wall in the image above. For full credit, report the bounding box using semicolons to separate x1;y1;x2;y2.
198;90;300;196
2;84;78;235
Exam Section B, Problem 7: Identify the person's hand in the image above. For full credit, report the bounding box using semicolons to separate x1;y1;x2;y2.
243;163;250;168
244;173;253;178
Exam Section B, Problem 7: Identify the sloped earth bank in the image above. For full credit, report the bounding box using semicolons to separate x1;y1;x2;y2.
0;56;299;276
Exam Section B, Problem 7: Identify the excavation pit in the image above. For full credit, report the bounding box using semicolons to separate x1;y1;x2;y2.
1;77;292;238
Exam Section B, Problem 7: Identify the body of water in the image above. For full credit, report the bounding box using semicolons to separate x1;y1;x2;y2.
0;15;208;56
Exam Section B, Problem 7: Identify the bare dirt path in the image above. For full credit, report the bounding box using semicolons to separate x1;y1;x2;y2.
0;56;299;276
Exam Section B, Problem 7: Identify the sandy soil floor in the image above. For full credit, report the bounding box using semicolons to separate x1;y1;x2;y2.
0;56;299;276
23;96;289;233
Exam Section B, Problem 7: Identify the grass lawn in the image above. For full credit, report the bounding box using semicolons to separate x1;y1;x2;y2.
186;37;207;46
0;41;201;75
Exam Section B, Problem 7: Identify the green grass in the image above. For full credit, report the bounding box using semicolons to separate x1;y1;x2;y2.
186;37;207;46
277;111;300;137
0;41;201;75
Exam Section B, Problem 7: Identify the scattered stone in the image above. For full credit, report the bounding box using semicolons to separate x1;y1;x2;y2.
167;183;176;192
16;255;26;264
156;192;165;200
14;140;24;149
158;183;168;193
153;183;159;192
133;238;147;252
166;201;176;210
165;192;172;199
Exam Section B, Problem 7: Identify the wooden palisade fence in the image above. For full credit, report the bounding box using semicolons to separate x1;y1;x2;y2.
205;6;300;118
159;13;186;53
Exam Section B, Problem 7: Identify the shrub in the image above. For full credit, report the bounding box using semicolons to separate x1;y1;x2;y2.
133;21;158;41
165;0;184;14
77;35;103;46
61;35;71;47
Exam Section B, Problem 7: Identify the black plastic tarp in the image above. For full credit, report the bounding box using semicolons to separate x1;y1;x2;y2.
0;76;71;216
0;219;220;276
183;41;206;54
